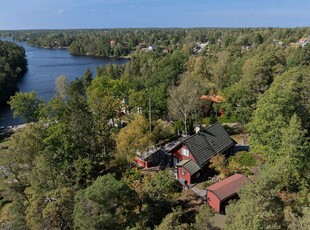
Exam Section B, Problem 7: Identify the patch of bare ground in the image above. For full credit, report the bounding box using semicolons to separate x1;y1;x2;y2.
178;190;203;210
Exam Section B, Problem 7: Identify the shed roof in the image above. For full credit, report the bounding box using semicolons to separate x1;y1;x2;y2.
184;123;235;167
177;159;201;175
136;147;165;160
207;174;249;201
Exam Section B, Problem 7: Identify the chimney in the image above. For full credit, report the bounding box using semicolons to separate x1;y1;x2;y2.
195;125;201;133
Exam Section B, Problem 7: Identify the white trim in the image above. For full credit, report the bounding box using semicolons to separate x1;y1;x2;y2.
181;147;189;157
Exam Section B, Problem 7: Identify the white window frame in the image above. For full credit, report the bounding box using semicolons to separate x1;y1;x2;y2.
181;147;189;157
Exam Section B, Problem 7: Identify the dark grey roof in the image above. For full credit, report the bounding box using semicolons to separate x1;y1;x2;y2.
184;123;235;167
177;159;201;175
176;159;191;166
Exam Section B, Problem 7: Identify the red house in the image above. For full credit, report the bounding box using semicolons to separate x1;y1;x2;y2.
172;123;235;185
206;174;249;213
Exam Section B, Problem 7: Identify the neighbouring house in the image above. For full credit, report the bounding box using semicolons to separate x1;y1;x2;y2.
110;40;116;47
241;45;251;52
193;42;209;54
139;43;147;48
147;45;157;51
172;123;235;185
298;37;310;47
206;173;249;213
162;48;169;54
200;95;225;117
200;95;224;103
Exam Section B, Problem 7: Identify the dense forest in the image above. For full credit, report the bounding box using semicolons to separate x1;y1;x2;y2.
0;40;27;105
0;28;309;229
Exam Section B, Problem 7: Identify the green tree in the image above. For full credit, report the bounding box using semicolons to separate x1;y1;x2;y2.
248;68;307;158
155;207;189;230
8;91;44;123
193;205;214;230
226;115;309;230
83;67;93;88
284;207;310;230
277;114;309;191
221;83;256;123
74;174;137;230
142;169;180;201
225;168;286;230
25;187;75;230
0;40;27;104
210;51;231;89
0;124;45;228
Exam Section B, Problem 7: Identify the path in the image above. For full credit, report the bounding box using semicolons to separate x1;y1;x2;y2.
189;184;206;198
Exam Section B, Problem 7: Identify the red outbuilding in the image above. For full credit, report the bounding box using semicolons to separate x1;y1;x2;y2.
206;174;249;213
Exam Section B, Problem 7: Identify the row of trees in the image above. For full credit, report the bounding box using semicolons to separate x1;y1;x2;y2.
0;40;27;105
2;27;310;57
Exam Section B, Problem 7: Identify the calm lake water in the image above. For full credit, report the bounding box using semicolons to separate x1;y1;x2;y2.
0;39;129;126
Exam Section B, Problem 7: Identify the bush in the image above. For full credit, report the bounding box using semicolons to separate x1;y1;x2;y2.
230;151;256;167
228;151;256;176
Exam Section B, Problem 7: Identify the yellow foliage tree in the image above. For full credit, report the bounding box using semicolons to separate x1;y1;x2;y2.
116;114;154;163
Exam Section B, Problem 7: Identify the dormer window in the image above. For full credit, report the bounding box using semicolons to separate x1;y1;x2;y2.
181;147;189;157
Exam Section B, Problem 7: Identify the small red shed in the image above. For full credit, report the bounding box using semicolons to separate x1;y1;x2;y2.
206;174;249;213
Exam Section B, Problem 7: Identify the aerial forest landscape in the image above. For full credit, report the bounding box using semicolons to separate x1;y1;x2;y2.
0;1;309;229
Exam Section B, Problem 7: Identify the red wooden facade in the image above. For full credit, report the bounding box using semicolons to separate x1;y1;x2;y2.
135;157;150;168
206;190;220;212
177;167;191;185
171;144;196;162
206;174;249;213
171;144;202;184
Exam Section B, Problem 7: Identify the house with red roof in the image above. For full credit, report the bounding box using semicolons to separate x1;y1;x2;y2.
206;173;249;213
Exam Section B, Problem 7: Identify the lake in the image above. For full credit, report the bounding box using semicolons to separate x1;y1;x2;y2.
0;39;129;126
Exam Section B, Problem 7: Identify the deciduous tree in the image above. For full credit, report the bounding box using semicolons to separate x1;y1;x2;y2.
9;91;44;123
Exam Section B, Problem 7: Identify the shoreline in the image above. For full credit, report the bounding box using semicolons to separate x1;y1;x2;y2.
28;43;131;59
0;123;26;139
1;37;131;59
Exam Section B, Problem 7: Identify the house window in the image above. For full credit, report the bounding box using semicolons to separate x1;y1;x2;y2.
181;169;185;175
196;172;200;179
181;148;189;157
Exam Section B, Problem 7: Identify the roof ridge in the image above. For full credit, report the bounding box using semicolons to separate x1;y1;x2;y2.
202;130;217;153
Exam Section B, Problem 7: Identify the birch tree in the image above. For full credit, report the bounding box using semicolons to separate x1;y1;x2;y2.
168;73;205;135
